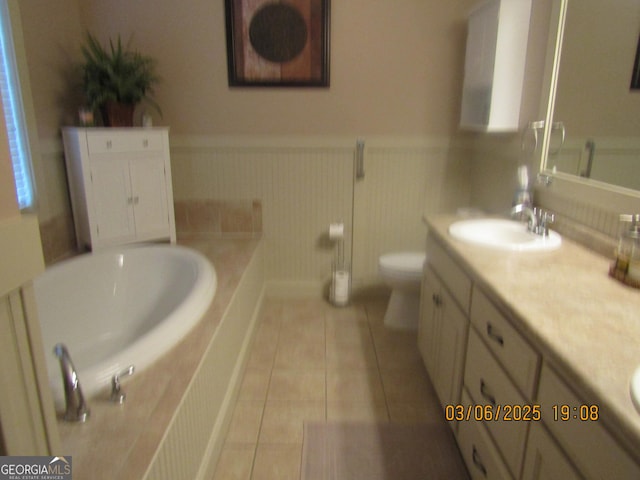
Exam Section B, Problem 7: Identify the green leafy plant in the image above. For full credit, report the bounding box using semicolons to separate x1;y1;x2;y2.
81;32;161;117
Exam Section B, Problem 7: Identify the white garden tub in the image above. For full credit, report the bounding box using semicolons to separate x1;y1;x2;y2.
34;244;216;408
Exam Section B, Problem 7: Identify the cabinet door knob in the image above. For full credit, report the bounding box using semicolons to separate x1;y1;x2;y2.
106;140;112;149
432;293;442;307
143;139;149;148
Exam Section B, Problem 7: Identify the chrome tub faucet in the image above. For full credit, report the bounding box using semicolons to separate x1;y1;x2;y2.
53;343;89;422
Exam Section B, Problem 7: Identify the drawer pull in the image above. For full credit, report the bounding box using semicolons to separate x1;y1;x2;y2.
432;293;442;307
486;323;504;346
472;446;488;477
480;379;496;406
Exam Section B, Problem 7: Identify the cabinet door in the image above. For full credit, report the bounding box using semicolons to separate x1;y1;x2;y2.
522;422;581;480
129;157;170;238
90;158;135;243
460;0;499;127
418;267;439;377
434;286;468;408
419;266;469;413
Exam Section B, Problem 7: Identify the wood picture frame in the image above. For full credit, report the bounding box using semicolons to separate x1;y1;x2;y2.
224;0;330;87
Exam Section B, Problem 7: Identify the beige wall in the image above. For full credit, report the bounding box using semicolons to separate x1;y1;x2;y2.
79;0;472;135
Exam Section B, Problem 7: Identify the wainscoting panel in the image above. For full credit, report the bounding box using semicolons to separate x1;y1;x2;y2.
171;139;354;288
171;136;456;291
352;144;448;285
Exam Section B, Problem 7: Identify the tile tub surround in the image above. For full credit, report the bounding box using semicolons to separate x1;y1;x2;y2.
174;199;263;238
56;238;261;479
425;214;640;459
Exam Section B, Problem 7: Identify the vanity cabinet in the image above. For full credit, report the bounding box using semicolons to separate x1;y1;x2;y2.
424;223;640;480
62;128;176;251
460;0;532;131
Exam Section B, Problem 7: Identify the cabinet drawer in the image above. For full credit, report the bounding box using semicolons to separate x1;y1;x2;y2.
426;234;472;314
464;328;529;477
457;389;513;480
86;131;164;154
537;364;640;479
471;288;539;398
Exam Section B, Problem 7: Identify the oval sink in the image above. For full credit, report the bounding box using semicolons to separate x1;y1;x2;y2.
448;218;562;252
631;366;640;413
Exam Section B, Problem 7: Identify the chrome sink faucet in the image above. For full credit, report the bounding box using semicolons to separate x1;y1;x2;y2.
53;343;89;422
511;203;538;232
511;204;555;237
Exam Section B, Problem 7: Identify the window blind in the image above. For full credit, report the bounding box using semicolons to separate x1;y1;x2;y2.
0;1;33;210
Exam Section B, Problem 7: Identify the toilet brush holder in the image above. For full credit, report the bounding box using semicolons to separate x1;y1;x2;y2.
330;260;351;307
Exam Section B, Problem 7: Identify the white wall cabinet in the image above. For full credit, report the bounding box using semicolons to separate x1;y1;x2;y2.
460;0;532;131
62;128;176;251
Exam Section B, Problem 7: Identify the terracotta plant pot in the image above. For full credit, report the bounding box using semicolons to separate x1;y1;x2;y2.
102;101;135;127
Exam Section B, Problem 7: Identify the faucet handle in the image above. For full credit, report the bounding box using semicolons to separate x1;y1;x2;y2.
111;365;135;404
536;209;555;236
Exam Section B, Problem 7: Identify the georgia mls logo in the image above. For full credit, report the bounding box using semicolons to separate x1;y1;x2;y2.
0;456;72;479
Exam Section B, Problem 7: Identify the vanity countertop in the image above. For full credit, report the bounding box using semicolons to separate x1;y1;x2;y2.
425;214;640;459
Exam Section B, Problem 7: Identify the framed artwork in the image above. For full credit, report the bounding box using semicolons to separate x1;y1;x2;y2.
224;0;330;87
631;34;640;90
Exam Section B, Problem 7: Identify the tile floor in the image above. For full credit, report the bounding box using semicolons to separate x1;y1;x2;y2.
212;295;458;480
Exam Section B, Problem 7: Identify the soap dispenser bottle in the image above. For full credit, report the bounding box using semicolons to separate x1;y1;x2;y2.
613;214;640;285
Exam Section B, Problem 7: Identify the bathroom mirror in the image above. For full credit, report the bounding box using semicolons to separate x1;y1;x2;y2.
542;0;640;192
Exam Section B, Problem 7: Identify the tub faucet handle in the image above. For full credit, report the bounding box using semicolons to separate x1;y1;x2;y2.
111;365;135;404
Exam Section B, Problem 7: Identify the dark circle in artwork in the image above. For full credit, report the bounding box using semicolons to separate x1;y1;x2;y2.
249;3;308;63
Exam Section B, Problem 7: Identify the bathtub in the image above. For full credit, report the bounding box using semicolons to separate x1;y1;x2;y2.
34;244;216;408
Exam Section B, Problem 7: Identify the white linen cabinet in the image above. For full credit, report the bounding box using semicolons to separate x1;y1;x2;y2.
62;128;176;251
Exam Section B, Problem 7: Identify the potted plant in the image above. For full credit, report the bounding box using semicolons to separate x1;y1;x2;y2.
81;33;161;127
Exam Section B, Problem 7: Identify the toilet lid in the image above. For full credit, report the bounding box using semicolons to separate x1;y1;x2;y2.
379;252;426;273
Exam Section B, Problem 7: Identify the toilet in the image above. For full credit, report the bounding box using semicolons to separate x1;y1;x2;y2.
378;252;426;330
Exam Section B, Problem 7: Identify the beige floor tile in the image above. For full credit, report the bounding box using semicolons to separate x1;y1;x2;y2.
282;298;331;321
237;369;272;403
274;339;325;369
327;369;386;404
225;402;264;444
326;340;378;370
380;368;435;404
213;443;255;480
268;370;326;402
387;402;444;424
376;344;423;371
325;316;372;346
279;316;325;344
259;401;325;444
251;443;302;480
327;401;390;422
324;304;368;322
